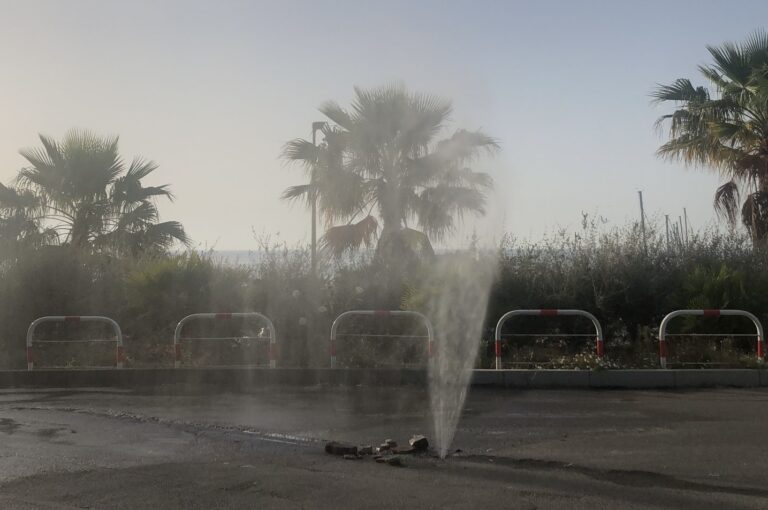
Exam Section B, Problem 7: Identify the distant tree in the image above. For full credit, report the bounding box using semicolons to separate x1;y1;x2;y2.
653;30;768;242
1;129;189;255
282;84;498;263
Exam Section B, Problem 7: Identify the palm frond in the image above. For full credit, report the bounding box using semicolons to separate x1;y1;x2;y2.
714;180;740;226
320;215;378;258
280;184;311;205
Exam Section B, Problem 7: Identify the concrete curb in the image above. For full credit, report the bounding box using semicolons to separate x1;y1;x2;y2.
0;368;765;390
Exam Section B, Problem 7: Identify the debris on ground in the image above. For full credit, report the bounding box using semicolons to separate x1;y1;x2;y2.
374;455;404;467
326;436;430;466
325;441;358;456
409;435;429;451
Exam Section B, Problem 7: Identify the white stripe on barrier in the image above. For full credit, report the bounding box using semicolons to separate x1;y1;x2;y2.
329;310;434;368
173;312;277;368
494;309;604;370
658;309;765;369
26;316;124;370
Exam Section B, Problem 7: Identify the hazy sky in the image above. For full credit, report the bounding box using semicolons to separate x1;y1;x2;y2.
2;0;767;249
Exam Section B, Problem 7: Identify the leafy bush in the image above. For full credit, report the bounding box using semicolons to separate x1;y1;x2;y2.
1;219;766;370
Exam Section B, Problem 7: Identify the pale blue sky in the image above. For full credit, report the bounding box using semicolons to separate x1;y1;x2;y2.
1;0;766;249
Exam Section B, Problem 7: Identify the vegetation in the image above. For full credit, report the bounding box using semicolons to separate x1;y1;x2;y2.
0;220;766;370
282;84;498;266
3;61;768;371
0;129;189;258
654;30;768;242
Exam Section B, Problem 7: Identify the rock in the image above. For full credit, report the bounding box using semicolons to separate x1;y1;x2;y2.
325;441;358;456
377;443;390;453
392;445;415;454
359;445;373;455
385;439;397;447
409;435;429;451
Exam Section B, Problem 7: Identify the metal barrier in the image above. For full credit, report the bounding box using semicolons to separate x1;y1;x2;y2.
494;309;604;370
26;316;124;370
659;309;765;368
173;312;277;368
329;310;434;368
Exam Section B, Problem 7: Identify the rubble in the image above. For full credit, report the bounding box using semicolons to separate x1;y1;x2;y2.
409;435;429;451
326;435;429;466
325;441;358;456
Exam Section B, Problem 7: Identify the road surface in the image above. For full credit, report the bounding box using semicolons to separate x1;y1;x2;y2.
0;385;766;509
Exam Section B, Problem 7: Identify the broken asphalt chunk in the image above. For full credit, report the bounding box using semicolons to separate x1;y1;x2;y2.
409;435;429;451
325;441;358;456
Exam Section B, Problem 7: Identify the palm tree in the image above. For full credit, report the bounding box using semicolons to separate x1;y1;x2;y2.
0;183;56;258
9;129;189;255
282;85;498;261
653;30;768;242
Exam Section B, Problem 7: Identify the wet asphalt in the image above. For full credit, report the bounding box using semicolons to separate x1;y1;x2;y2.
0;385;766;509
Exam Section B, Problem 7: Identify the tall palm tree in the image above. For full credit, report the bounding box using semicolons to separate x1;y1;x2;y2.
653;30;768;241
0;183;56;258
282;85;499;260
10;129;189;255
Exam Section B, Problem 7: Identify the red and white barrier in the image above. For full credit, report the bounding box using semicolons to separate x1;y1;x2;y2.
329;310;434;368
493;309;604;370
658;309;765;368
26;316;124;370
173;312;277;368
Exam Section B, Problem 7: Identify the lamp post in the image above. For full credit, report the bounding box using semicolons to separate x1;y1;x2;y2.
310;121;326;277
307;121;326;366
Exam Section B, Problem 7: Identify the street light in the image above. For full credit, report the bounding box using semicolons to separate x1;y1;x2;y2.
310;121;326;277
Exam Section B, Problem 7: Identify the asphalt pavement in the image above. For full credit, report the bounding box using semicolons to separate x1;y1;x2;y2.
0;385;766;509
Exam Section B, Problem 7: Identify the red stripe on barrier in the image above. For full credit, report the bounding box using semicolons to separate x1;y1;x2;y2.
174;344;181;361
596;340;604;358
703;309;721;317
428;340;435;357
64;316;81;322
659;340;668;358
26;347;33;363
269;342;277;361
330;342;336;356
215;313;233;320
539;309;558;316
373;310;391;317
758;337;764;359
116;346;125;362
494;340;502;357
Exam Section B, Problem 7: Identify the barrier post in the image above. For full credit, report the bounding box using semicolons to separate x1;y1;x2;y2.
494;309;604;370
26;316;124;370
173;312;277;369
329;310;434;368
658;309;765;368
